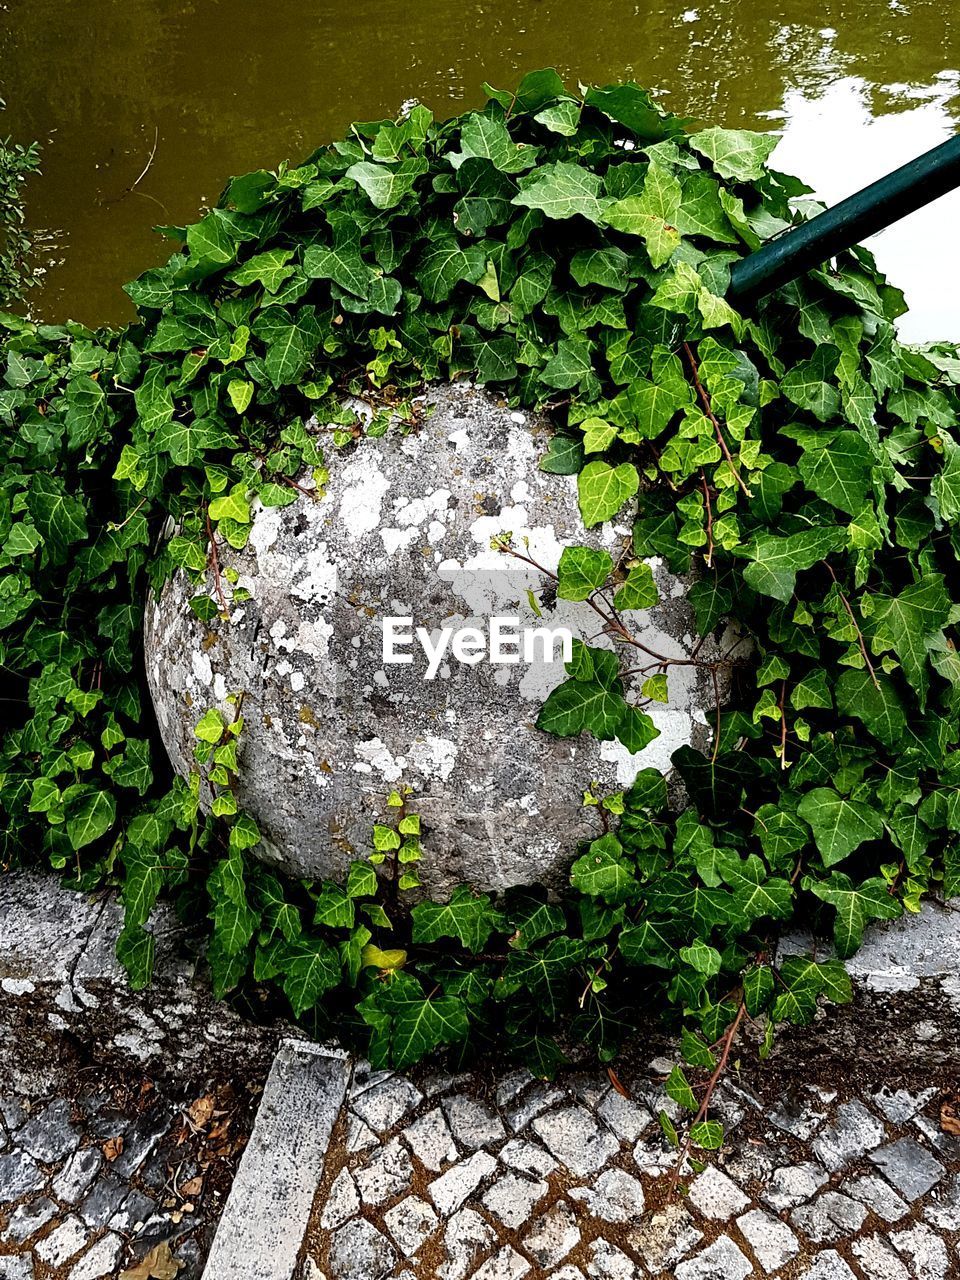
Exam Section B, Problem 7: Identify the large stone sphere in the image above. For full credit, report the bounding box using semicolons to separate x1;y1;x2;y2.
145;384;722;896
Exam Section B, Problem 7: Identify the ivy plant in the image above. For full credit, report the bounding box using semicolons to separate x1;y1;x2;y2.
2;71;960;1159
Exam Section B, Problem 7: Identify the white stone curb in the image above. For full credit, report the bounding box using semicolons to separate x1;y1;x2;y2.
201;1039;350;1280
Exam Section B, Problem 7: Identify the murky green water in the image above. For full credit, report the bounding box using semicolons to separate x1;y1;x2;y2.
1;0;958;338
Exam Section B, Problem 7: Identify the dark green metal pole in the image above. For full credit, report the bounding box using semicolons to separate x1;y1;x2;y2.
728;133;960;304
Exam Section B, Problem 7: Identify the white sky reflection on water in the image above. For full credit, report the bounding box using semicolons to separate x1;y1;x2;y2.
770;73;960;343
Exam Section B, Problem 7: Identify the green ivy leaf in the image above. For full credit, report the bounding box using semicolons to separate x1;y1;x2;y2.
512;161;609;223
411;885;501;951
797;433;873;515
665;1064;697;1111
347;159;427;209
557;545;613;600
360;971;468;1068
871;575;950;704
736;528;844;603
796;788;884;867
690;1119;724;1150
415;240;487;303
613;562;658;610
276;937;342;1016
570;834;635;901
689;126;778;181
536;679;626;741
807;872;902;958
116;924;155;991
65;789;116;851
578;461;640;527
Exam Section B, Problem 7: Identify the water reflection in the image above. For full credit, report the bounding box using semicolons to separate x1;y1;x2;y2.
0;0;957;334
771;73;960;342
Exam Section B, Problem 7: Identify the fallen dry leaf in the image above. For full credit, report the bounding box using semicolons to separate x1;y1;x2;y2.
606;1066;632;1099
187;1095;215;1128
940;1101;960;1136
103;1135;124;1162
207;1117;231;1143
179;1175;203;1198
120;1241;183;1280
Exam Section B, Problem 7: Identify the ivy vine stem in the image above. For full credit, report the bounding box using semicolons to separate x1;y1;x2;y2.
682;341;753;498
205;507;230;614
668;997;747;1198
823;562;881;690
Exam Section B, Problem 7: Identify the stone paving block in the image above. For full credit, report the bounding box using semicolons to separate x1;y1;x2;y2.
35;1214;89;1267
437;1208;494;1280
923;1173;960;1231
328;1218;397;1280
441;1095;506;1151
402;1107;458;1171
810;1099;887;1171
869;1136;945;1199
721;1138;779;1186
345;1113;378;1154
319;1167;360;1230
351;1077;423;1134
16;1098;80;1164
673;1236;753;1280
736;1206;801;1271
796;1252;859;1279
762;1160;829;1212
912;1112;960;1159
109;1186;155;1232
383;1195;439;1253
471;1245;530;1280
888;1221;951;1279
0;1149;44;1204
568;1168;645;1222
583;1238;638;1279
872;1087;937;1125
768;1093;828;1141
498;1137;557;1179
201;1041;349;1280
0;1098;28;1133
483;1172;545;1228
567;1072;611;1110
631;1131;678;1176
521;1200;580;1270
842;1173;909;1223
481;1170;548;1229
532;1105;620;1177
503;1082;565;1132
428;1150;497;1217
0;1257;34;1279
627;1202;702;1272
685;1163;750;1220
595;1088;651;1144
791;1190;868;1243
1;1195;57;1243
355;1137;414;1206
52;1146;102;1203
494;1069;532;1110
420;1071;473;1099
67;1232;124;1280
851;1232;911;1279
77;1171;127;1228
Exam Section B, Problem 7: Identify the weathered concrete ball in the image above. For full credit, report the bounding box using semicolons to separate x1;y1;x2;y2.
145;384;720;896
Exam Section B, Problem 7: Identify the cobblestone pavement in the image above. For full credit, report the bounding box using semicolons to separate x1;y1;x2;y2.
300;1059;960;1280
0;1073;255;1280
